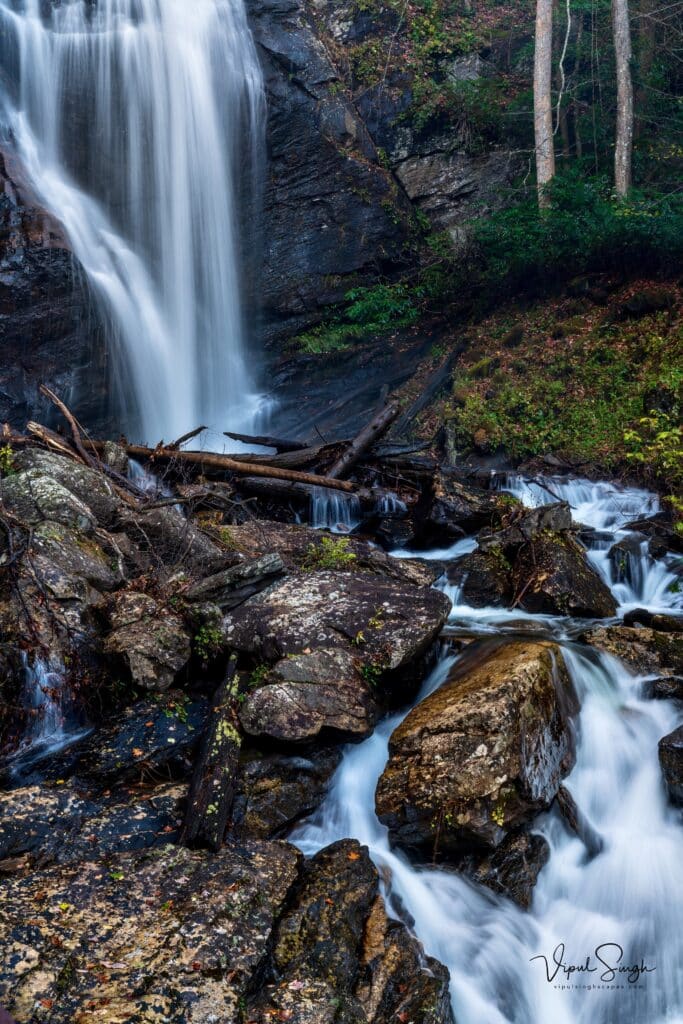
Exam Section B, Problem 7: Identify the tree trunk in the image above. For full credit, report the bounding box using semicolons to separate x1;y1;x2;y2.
534;0;556;207
613;0;634;195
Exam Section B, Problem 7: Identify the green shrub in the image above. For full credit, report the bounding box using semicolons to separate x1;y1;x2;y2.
304;536;357;570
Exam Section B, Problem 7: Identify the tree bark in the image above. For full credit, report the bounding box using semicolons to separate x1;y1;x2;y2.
613;0;634;195
534;0;556;207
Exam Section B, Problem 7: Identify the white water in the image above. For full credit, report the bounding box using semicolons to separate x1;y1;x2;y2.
0;0;265;443
294;476;683;1023
10;655;90;775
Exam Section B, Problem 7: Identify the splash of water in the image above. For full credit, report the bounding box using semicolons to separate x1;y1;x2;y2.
0;0;265;443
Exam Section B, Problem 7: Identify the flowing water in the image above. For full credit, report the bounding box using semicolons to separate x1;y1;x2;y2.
293;476;683;1024
0;0;265;443
8;655;90;777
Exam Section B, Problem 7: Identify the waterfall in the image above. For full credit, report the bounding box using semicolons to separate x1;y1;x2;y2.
0;0;265;443
8;654;90;776
310;486;361;534
293;476;683;1024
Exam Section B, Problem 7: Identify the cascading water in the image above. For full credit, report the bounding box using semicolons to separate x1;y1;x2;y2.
8;654;90;776
0;0;265;443
310;486;361;533
293;476;683;1024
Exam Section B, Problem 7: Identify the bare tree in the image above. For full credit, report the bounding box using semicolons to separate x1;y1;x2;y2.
613;0;634;195
534;0;556;207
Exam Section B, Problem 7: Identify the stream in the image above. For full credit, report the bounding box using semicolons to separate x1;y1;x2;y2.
293;475;683;1024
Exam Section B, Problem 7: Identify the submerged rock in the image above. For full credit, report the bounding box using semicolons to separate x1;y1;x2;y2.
659;725;683;805
375;641;578;853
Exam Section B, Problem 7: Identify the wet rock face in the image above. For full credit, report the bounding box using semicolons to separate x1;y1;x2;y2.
376;641;578;854
0;837;454;1024
464;830;550;908
248;840;454;1024
512;533;617;619
659;726;683;805
0;148;109;432
427;472;502;539
232;746;342;838
246;0;413;347
447;550;511;608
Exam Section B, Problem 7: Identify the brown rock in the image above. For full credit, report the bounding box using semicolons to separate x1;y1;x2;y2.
375;641;578;853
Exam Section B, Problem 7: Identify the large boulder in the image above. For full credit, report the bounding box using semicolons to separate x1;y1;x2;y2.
223;570;451;696
512;533;617;618
658;726;683;805
0;469;97;534
376;641;578;853
13;449;120;528
239;647;377;742
247;840;454;1024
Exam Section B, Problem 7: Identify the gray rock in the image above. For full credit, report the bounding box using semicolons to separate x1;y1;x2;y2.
104;591;192;691
1;469;96;534
239;647;377;741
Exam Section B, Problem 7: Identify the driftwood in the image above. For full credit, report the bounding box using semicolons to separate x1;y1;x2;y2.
179;658;242;850
326;401;401;480
224;430;309;453
39;384;99;470
224;440;344;471
168;425;207;450
87;439;358;493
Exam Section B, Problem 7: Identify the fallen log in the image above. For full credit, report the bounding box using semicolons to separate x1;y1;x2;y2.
326;401;401;480
180;658;242;850
87;439;358;492
237;476;413;517
223;440;344;471
224;430;310;453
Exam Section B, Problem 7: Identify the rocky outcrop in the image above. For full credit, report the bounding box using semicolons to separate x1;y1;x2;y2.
104;591;192;692
0;837;454;1024
0;148;108;432
583;625;683;677
427;470;502;539
375;641;578;854
247;840;454;1024
658;726;683;805
0;839;302;1023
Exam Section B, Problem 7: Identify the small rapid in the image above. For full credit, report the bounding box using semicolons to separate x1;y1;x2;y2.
293;475;683;1024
